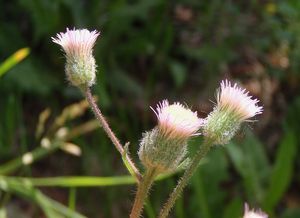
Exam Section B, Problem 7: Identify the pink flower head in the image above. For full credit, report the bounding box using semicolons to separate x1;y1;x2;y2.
151;100;203;140
52;28;100;87
52;28;99;59
217;80;263;121
243;203;268;218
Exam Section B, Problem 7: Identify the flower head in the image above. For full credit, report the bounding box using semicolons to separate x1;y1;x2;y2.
152;100;203;140
138;100;202;172
204;80;263;144
52;28;99;60
52;28;100;87
217;80;263;121
243;203;268;218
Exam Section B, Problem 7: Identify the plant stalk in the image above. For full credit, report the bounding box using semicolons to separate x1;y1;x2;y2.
84;87;142;182
158;140;213;218
130;168;158;218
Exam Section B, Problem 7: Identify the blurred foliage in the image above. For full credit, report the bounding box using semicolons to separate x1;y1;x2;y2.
0;0;300;217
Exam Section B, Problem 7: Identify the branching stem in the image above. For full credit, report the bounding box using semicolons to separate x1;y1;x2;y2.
84;87;142;182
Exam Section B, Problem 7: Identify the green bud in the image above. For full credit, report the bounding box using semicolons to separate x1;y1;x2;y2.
204;107;241;145
138;127;188;173
65;55;96;87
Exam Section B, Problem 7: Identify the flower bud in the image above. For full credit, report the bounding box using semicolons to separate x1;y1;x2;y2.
204;80;263;145
139;100;203;172
243;203;268;218
52;28;100;87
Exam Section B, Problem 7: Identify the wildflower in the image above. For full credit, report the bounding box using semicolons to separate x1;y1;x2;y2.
52;28;100;87
204;80;263;144
139;100;203;172
243;203;268;218
153;100;202;140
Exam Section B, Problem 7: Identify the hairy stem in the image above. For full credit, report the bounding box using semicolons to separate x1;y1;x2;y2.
158;140;212;218
83;87;142;182
130;168;158;218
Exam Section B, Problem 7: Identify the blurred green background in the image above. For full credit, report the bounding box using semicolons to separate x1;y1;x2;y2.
1;0;300;217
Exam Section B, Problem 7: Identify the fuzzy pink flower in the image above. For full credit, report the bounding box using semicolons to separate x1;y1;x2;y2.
52;28;99;59
152;100;203;140
204;80;263;144
217;80;263;121
52;28;100;87
243;203;268;218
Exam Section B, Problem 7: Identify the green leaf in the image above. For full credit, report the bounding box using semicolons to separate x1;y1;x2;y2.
190;148;229;218
263;132;297;212
222;198;243;218
227;131;270;203
144;199;156;218
281;208;300;218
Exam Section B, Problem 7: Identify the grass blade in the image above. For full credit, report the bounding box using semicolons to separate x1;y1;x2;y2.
0;48;30;78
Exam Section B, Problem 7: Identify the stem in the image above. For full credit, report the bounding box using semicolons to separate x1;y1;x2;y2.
130;168;158;218
0;120;100;176
83;87;142;182
0;169;180;188
0;141;61;175
158;140;213;218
